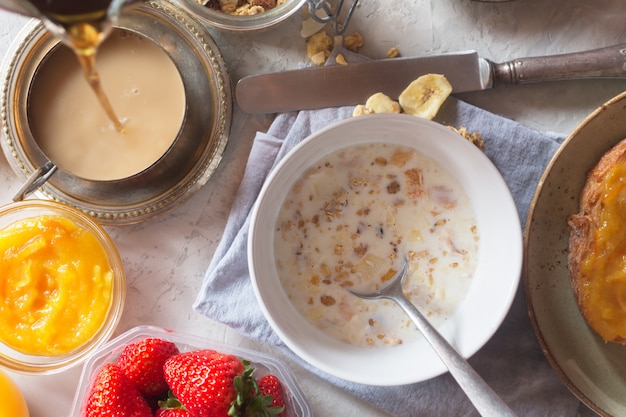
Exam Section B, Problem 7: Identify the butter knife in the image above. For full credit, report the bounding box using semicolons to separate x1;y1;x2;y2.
236;44;626;114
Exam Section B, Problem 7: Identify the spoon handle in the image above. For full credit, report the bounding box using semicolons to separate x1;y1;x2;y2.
393;295;517;417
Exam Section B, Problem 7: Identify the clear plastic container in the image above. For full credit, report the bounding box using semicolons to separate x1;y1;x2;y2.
69;325;312;417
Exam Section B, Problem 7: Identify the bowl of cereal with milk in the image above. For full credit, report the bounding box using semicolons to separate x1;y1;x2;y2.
176;0;306;31
248;114;522;385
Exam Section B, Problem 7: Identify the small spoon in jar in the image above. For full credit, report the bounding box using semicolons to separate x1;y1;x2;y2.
348;259;517;417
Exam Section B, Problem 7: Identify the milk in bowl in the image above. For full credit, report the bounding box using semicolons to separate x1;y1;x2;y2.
273;142;480;348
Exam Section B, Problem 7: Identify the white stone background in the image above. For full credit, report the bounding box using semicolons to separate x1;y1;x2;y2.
0;0;625;415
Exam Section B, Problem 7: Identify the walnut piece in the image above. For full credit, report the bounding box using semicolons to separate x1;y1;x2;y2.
344;32;364;52
252;0;276;9
448;126;486;150
306;31;333;66
335;53;348;65
386;47;400;58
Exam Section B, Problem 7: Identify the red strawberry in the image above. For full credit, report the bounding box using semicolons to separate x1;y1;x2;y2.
84;363;152;417
163;350;246;417
257;375;286;417
117;337;180;396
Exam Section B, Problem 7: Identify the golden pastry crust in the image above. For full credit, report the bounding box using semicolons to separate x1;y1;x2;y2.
568;137;626;343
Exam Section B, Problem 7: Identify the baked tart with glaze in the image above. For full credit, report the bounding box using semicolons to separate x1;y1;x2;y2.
568;138;626;343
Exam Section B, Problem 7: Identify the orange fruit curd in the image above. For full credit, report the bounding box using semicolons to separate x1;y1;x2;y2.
0;215;113;356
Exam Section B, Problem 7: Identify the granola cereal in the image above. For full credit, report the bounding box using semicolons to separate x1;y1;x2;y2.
274;143;479;347
201;0;285;15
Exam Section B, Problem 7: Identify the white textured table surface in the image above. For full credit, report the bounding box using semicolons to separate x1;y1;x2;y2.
0;0;625;416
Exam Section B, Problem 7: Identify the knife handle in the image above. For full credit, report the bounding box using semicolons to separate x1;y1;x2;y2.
490;43;626;85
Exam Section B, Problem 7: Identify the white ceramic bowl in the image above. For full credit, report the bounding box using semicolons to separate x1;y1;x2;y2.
248;114;522;386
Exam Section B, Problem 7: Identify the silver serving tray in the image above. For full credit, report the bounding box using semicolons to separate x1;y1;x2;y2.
0;0;232;225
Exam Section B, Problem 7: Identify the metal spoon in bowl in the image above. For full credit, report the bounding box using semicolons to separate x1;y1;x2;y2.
349;259;517;417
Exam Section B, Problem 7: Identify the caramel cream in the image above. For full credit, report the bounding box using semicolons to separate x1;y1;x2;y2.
29;30;186;181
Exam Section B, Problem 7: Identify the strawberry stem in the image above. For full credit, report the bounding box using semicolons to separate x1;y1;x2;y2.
228;361;285;417
158;391;187;411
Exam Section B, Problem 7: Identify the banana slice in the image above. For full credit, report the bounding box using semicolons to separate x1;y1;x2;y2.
352;104;374;117
398;74;452;120
365;92;401;114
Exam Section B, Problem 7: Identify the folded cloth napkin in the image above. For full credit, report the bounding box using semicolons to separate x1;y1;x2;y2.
195;49;592;416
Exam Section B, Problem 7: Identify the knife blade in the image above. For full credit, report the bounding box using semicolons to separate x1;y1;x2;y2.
236;44;626;114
